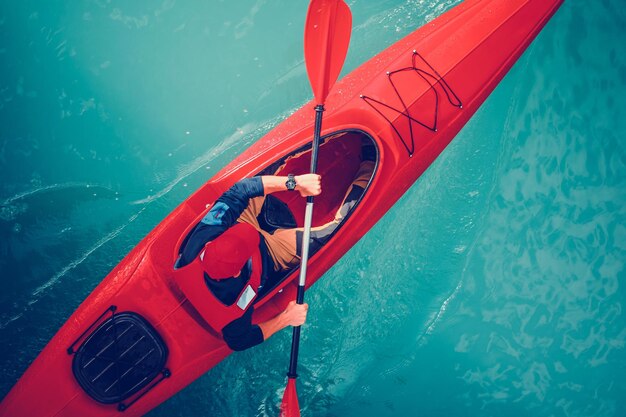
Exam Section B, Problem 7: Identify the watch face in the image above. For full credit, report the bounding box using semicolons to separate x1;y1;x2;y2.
286;176;296;190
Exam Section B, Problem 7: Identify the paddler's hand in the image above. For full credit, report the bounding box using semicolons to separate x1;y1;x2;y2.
258;300;308;340
295;174;321;197
282;300;308;327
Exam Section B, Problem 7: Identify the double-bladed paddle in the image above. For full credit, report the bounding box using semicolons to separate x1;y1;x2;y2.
279;1;352;416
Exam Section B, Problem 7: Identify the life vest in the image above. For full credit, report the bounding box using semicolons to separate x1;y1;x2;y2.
172;240;263;332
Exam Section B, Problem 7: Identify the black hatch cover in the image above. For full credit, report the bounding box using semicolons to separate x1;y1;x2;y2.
71;312;168;404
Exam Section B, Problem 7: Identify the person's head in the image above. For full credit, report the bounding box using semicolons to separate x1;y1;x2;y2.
200;222;259;279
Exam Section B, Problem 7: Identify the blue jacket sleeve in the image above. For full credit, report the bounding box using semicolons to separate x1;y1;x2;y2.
178;177;264;267
221;306;264;351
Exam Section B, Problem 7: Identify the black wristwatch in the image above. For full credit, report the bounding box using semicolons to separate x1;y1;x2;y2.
285;174;297;191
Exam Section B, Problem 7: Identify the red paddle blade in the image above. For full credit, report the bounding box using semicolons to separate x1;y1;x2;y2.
280;377;300;417
304;0;352;105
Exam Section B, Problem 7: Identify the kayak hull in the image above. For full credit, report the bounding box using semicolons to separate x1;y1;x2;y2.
0;0;563;415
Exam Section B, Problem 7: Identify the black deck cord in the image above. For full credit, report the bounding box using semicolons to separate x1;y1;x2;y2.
67;305;117;355
361;50;462;157
118;369;171;412
287;103;324;379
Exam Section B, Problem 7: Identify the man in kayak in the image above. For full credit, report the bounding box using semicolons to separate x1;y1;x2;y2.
175;173;319;351
177;157;374;351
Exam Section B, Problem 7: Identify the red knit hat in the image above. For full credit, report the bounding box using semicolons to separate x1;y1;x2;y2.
200;222;260;279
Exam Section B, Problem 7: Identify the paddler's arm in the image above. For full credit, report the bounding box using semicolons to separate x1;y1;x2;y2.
222;301;308;351
178;177;265;267
178;174;319;267
258;301;308;340
261;174;321;197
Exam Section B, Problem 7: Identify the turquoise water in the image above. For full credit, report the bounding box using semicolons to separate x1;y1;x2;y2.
1;1;625;416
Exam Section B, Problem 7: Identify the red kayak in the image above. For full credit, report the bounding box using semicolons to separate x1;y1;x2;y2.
0;0;563;415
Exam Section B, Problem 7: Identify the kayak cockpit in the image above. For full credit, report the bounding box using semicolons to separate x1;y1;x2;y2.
257;130;376;229
253;129;377;293
172;130;378;331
